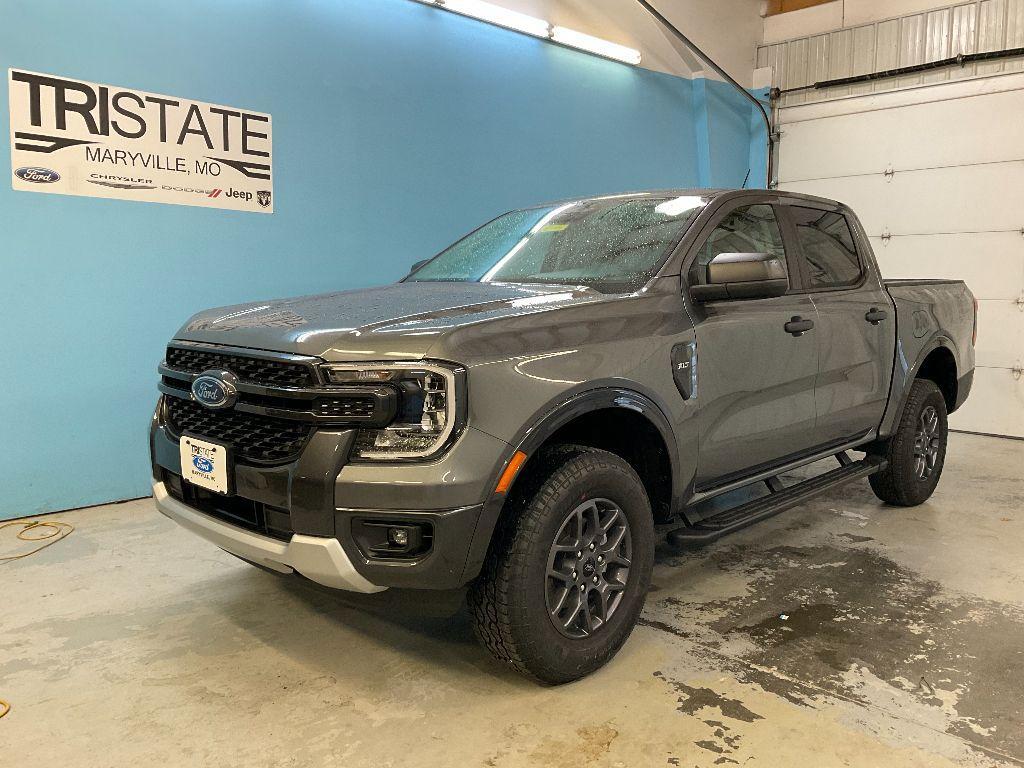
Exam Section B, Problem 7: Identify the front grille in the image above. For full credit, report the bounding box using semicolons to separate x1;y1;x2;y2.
315;396;377;418
165;346;315;388
165;397;312;464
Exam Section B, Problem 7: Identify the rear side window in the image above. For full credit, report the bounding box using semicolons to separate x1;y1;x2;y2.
790;206;861;289
690;204;785;284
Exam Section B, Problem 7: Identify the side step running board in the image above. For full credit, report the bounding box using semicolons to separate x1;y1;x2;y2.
667;453;887;548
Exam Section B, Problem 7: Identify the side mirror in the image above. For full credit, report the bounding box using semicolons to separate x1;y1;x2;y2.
690;252;789;302
409;259;430;274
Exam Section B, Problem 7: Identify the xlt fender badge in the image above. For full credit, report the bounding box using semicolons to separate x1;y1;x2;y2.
671;342;697;401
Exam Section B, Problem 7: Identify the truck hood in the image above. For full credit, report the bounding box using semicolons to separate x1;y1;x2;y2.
175;281;603;361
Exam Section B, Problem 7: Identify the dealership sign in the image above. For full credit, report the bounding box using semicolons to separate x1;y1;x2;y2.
8;69;273;213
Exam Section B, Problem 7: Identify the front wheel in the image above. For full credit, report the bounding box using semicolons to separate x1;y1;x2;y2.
869;379;948;506
469;446;654;684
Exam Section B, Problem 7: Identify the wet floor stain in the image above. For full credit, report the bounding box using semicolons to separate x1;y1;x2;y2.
654;671;763;722
637;617;692;639
646;541;1024;762
837;533;874;543
653;671;761;762
525;723;619;768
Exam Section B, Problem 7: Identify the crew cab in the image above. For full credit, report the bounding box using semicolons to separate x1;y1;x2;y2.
150;189;975;683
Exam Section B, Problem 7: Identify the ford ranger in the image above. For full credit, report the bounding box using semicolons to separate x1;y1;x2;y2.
150;189;976;683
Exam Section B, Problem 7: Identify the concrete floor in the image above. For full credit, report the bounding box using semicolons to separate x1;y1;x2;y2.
2;432;1022;767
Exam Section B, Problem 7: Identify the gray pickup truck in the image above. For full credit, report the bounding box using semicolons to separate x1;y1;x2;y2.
151;189;975;683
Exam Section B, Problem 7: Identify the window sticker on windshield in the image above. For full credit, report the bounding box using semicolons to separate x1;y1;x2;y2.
540;223;569;232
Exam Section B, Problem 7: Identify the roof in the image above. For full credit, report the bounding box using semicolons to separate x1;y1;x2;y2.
524;188;844;210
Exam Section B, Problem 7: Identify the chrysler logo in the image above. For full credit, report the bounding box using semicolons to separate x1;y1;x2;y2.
191;370;238;409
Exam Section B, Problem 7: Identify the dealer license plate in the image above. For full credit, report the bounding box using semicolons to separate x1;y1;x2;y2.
179;434;230;495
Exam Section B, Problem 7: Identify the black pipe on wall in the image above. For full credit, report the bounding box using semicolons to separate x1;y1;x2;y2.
774;46;1024;96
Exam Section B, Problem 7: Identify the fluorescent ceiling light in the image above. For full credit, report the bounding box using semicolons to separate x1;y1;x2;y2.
418;0;550;38
481;237;529;282
510;292;575;307
482;203;576;282
550;26;642;65
591;192;651;201
655;195;706;217
414;0;641;66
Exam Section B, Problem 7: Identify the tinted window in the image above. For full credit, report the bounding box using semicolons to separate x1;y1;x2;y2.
690;204;785;284
791;206;861;289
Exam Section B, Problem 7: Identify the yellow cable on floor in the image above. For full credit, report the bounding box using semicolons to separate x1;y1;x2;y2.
0;519;74;720
0;519;74;562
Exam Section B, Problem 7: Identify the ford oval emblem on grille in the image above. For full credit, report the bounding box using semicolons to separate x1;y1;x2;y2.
191;370;238;409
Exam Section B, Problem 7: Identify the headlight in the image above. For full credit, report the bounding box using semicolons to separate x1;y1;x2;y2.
321;361;464;461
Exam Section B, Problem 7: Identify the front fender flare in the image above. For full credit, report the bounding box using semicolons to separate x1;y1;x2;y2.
459;386;681;583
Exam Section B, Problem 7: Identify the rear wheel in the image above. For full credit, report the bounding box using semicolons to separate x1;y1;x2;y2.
469;446;654;684
869;379;948;506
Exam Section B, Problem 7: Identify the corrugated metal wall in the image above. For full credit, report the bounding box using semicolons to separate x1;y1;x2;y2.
758;0;1024;106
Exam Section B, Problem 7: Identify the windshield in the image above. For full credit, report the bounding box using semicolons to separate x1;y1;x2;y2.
405;194;709;293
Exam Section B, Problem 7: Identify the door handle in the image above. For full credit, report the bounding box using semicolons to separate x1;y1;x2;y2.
784;316;814;336
865;307;888;325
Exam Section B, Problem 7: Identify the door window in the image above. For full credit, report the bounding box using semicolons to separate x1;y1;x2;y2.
690;204;785;285
790;206;861;289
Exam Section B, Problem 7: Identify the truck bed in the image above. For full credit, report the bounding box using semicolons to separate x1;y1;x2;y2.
881;277;975;421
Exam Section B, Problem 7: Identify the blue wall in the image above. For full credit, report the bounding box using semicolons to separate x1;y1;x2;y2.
0;0;767;519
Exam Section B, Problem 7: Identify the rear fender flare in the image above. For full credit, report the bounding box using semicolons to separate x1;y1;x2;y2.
879;333;958;439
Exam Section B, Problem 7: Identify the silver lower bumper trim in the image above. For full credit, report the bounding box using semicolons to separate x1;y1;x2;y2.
152;482;385;593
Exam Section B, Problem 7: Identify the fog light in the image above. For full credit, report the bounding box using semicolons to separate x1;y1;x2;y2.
352;519;433;559
388;527;409;547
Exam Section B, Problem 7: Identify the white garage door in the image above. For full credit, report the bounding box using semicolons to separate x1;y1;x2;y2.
775;75;1024;438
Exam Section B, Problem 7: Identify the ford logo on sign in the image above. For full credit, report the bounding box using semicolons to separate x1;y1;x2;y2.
191;370;238;409
15;167;60;184
192;456;215;473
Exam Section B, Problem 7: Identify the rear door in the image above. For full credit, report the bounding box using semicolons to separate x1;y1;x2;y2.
781;202;895;445
685;200;820;486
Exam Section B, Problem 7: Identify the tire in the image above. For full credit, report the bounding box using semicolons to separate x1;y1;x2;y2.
869;379;948;506
468;445;655;684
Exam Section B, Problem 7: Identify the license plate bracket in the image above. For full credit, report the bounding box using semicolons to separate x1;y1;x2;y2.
179;433;233;495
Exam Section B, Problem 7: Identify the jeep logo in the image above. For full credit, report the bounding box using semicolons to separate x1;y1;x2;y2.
15;167;60;184
224;188;253;202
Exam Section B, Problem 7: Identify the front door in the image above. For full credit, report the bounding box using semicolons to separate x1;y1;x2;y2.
686;203;820;487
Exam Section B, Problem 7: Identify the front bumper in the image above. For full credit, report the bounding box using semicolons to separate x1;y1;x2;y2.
151;414;509;590
154;481;385;593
